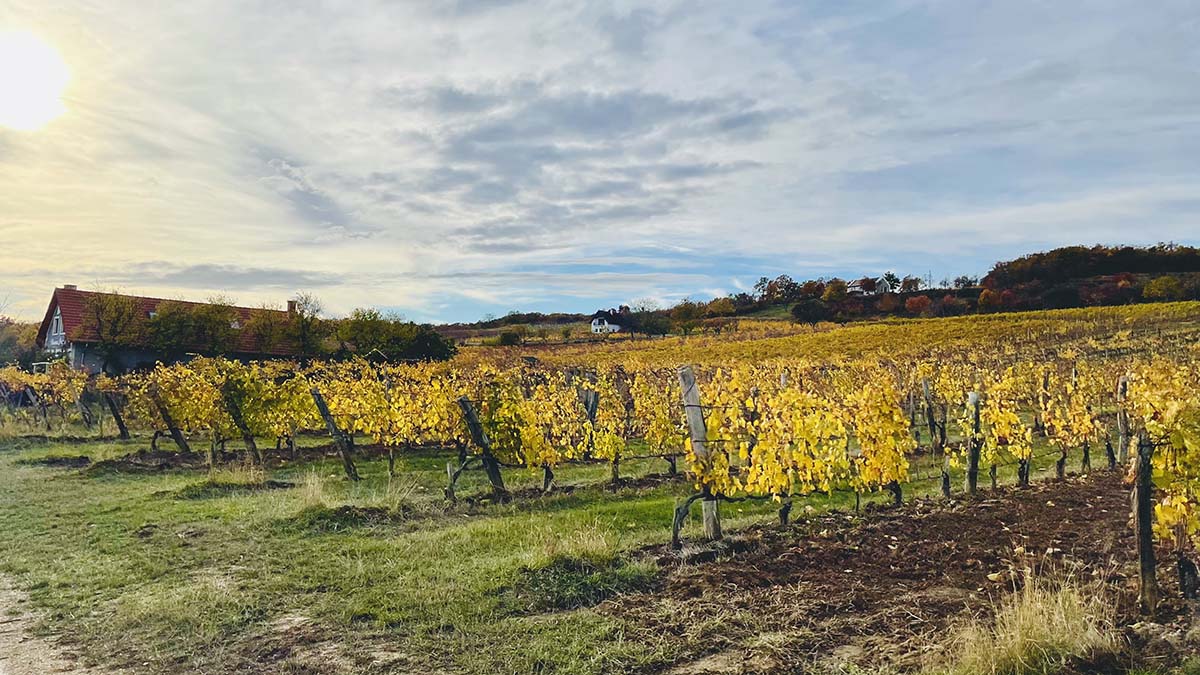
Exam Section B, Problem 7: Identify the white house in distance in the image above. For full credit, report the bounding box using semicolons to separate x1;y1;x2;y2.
589;310;623;334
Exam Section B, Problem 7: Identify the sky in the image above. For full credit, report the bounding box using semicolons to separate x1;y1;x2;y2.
1;1;1198;324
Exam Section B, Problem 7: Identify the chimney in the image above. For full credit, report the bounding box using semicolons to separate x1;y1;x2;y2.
287;300;298;314
63;284;77;290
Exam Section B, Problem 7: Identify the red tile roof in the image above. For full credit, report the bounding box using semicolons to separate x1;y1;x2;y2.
36;287;299;357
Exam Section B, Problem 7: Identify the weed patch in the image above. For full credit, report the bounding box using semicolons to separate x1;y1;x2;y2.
499;554;659;614
171;478;295;500
279;504;410;533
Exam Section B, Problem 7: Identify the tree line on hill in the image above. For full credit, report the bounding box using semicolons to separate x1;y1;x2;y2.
602;243;1200;334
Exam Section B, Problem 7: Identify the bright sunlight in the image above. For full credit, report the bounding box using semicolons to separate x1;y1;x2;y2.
0;30;69;131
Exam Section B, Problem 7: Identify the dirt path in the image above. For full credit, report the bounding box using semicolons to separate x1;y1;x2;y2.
0;581;118;675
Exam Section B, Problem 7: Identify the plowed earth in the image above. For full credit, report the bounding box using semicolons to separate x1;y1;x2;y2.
603;471;1192;674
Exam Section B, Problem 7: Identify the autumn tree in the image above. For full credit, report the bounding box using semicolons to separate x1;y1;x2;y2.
0;318;38;367
876;293;901;313
791;298;831;324
821;279;848;303
670;299;702;335
978;288;1001;312
189;296;240;355
904;295;933;316
335;308;457;362
146;301;195;361
243;304;288;354
704;297;736;317
79;291;146;372
1143;275;1184;301
286;293;329;361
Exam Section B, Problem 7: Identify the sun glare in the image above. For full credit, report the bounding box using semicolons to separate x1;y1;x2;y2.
0;30;70;131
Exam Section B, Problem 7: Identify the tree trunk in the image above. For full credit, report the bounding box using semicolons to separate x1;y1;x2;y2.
1018;459;1030;487
1056;448;1067;480
1081;440;1091;473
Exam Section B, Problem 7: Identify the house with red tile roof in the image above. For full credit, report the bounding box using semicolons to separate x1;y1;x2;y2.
36;286;300;372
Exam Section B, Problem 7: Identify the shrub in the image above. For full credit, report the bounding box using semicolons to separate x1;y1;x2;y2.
1143;275;1185;301
978;289;1001;312
791;299;831;324
904;295;933;316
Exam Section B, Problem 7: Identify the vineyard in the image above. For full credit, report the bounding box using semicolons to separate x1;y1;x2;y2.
2;302;1200;674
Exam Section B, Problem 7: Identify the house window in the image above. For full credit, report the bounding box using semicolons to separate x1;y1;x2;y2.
230;320;241;329
148;311;158;319
50;307;63;336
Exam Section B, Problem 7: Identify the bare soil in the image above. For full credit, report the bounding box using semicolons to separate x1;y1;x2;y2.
0;581;123;675
604;471;1196;674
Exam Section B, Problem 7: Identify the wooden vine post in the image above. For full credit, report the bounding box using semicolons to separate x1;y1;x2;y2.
1134;432;1159;614
148;384;191;454
677;365;721;544
965;391;981;496
457;396;508;499
309;387;360;481
578;384;600;488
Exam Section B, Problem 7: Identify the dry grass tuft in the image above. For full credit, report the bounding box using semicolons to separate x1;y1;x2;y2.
298;469;327;509
530;519;621;567
934;572;1118;675
207;458;265;486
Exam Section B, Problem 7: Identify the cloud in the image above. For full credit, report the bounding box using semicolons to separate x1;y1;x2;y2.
1;0;1197;322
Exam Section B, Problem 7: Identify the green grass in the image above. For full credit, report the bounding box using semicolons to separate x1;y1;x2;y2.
0;426;1112;674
